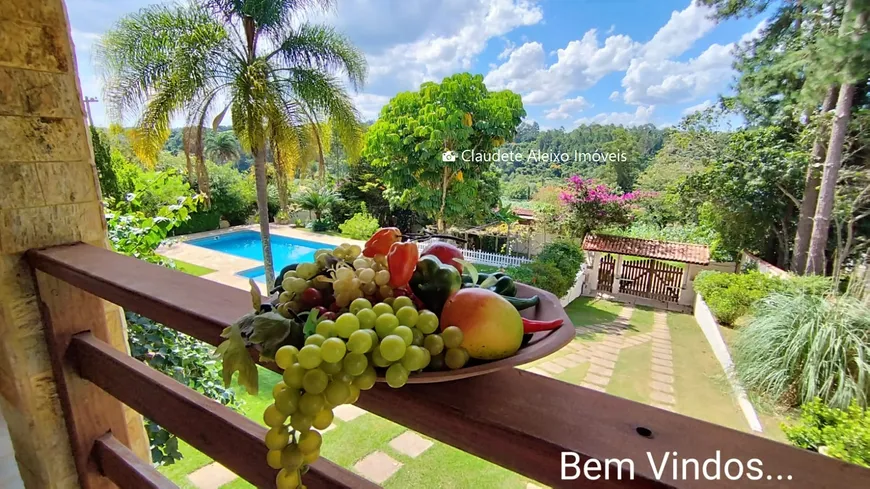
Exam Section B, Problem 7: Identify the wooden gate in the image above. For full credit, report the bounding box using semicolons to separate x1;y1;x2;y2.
619;258;683;302
598;254;615;291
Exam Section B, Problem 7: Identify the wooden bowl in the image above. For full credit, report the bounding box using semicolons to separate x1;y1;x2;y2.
381;282;575;384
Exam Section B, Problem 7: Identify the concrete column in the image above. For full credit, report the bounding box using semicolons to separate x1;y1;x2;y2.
587;252;599;291
0;2;150;487
613;255;624;293
678;264;696;306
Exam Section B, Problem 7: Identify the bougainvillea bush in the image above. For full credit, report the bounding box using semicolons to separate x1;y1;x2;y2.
541;176;648;239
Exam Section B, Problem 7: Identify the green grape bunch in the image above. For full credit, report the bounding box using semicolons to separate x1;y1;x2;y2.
263;296;469;487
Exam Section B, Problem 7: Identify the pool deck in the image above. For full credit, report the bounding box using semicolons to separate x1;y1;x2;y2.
158;225;365;290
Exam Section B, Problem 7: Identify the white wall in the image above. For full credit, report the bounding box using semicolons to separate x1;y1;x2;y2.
0;413;24;489
693;294;763;433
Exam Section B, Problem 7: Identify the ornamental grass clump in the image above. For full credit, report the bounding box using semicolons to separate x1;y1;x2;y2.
733;291;870;409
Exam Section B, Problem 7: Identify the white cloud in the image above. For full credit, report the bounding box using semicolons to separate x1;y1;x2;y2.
575;105;655;126
544;96;590;120
71;28;99;52
682;99;713;115
485;29;640;105
622;42;735;105
352;93;392;121
366;0;543;89
739;19;769;46
609;90;620;101
497;38;517;60
618;2;765;107
640;1;716;61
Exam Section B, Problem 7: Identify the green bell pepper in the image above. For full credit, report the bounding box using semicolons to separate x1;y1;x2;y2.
409;255;462;315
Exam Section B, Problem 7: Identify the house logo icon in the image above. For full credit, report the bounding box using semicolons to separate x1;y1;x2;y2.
442;151;457;162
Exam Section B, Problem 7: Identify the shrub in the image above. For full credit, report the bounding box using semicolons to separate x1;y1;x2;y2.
507;261;574;298
536;240;584;275
127;312;236;464
208;163;253;225
308;216;335;232
783;399;870;467
733;292;870;409
330;199;361;227
339;207;381;240
133;170;194;216
694;271;780;325
170;210;221;236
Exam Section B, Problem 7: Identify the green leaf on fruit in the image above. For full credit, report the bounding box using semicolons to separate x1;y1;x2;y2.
455;259;477;284
479;274;498;289
214;323;258;395
303;309;320;337
249;279;262;312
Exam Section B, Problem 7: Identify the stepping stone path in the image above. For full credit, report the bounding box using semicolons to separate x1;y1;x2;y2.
530;305;680;415
334;404;366;422
389;432;434;458
354;451;403;484
648;310;676;412
187;463;237;489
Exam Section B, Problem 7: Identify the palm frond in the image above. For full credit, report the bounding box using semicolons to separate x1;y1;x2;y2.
204;0;335;37
277;67;364;159
96;4;230;121
268;23;367;89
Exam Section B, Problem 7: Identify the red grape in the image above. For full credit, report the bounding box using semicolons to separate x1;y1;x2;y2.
320;311;337;321
301;288;323;306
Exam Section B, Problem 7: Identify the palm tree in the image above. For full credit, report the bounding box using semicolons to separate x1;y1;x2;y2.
97;0;366;286
182;126;212;202
293;186;341;221
206;131;241;165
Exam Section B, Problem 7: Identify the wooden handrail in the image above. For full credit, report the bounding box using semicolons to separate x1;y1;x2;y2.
92;433;177;489
28;243;870;488
70;332;376;489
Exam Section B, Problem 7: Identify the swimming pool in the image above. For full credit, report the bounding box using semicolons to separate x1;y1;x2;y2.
187;230;331;284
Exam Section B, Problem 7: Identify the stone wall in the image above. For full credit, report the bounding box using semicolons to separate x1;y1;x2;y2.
0;2;149;487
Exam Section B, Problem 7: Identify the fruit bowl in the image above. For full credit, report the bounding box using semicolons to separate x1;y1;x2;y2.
382;282;574;383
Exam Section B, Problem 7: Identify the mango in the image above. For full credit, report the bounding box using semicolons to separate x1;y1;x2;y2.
440;288;523;360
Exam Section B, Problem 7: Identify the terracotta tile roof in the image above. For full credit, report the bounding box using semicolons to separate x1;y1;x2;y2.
582;234;710;265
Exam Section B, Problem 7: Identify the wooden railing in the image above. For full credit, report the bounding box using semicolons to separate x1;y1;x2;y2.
27;243;870;489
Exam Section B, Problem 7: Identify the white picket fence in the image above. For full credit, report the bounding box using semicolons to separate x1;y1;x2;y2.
415;242;531;268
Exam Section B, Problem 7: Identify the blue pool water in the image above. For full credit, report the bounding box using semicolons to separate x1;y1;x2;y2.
187;231;331;284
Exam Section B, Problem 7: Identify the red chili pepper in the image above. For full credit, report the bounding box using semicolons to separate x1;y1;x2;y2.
522;317;564;334
363;227;401;257
387;241;419;288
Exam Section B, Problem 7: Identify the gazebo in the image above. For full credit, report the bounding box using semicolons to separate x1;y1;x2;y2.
581;234;729;308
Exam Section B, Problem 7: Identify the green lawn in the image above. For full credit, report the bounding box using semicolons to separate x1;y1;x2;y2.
564;296;621;327
158;364;533;488
606;343;652;403
667;312;749;432
627;306;655;335
168;259;216;277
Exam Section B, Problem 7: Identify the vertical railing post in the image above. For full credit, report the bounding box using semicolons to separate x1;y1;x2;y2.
33;271;135;489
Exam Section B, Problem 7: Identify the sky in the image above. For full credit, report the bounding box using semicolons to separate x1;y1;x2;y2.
66;0;767;129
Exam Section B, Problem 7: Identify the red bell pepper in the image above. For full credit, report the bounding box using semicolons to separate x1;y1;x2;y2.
363;227;401;257
387;241;419;288
522;317;564;333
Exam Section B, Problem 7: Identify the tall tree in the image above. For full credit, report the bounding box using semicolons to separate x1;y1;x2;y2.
806;0;868;274
793;86;838;272
206;131;241;164
365;73;525;232
97;0;366;286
